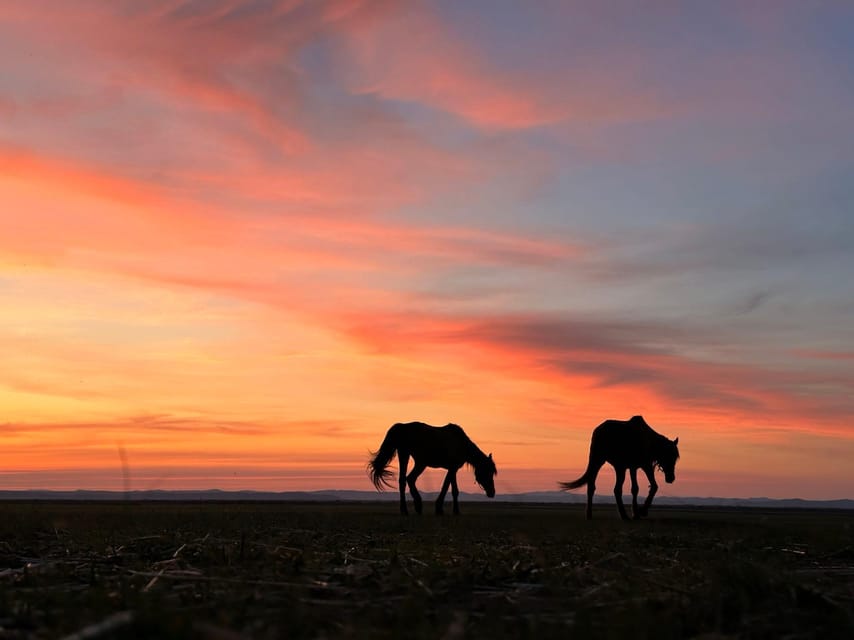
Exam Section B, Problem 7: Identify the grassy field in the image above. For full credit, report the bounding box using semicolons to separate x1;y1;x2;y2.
0;501;852;639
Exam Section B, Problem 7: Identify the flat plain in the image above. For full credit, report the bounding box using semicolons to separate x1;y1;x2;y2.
0;501;852;639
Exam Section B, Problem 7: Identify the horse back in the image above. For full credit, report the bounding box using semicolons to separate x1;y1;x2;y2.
391;421;468;468
591;417;659;466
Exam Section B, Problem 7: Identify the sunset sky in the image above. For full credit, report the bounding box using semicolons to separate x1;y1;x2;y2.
2;1;853;499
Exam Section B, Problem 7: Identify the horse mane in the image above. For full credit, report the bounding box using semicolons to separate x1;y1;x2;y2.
448;424;495;474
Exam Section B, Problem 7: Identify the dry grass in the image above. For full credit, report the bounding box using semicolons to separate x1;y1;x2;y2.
0;501;852;639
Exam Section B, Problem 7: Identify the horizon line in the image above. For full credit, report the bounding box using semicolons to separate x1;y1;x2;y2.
1;488;851;506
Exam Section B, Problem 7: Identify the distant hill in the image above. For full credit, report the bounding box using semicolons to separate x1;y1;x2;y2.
1;489;852;509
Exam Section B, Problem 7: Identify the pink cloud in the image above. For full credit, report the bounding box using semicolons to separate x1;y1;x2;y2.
335;4;670;129
1;1;670;141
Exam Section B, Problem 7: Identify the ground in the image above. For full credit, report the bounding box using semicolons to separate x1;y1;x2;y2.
0;501;852;639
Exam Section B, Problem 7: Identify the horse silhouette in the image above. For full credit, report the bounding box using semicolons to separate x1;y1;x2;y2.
368;421;497;515
560;415;679;520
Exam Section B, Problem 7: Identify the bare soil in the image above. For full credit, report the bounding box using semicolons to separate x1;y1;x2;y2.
0;501;852;639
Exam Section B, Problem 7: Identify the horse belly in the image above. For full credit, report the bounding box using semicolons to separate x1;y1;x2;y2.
605;449;649;467
416;454;460;470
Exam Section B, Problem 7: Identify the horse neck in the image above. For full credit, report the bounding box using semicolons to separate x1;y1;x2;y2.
462;436;488;467
650;433;670;460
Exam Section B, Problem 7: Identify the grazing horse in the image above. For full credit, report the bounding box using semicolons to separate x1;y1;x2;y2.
368;421;497;515
560;415;679;520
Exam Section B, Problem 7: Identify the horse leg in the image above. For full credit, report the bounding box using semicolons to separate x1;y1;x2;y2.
406;462;426;515
436;470;452;515
613;466;629;521
586;461;604;520
398;452;410;515
639;465;658;517
450;473;460;516
630;468;641;519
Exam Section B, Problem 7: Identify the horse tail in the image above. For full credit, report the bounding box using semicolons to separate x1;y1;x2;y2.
367;424;400;491
558;474;588;491
559;451;596;491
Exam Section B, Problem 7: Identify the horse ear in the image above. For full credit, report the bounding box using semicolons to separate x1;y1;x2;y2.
673;437;679;446
488;453;493;459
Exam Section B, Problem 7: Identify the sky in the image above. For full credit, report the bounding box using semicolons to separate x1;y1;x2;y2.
1;1;853;499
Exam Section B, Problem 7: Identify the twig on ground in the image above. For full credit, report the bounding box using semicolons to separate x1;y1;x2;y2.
142;568;165;592
126;568;343;590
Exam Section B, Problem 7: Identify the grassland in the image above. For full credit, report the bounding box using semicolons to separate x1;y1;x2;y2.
0;501;852;639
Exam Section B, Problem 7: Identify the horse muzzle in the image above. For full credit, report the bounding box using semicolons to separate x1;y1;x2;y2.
665;474;675;484
486;489;495;498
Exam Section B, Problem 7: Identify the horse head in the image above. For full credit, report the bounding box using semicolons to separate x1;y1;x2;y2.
658;437;680;484
475;453;497;498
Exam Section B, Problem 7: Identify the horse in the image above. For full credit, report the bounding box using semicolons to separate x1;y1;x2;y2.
368;421;497;515
560;415;679;520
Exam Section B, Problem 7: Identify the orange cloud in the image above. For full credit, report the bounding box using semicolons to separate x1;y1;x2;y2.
337;309;854;436
1;142;578;295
